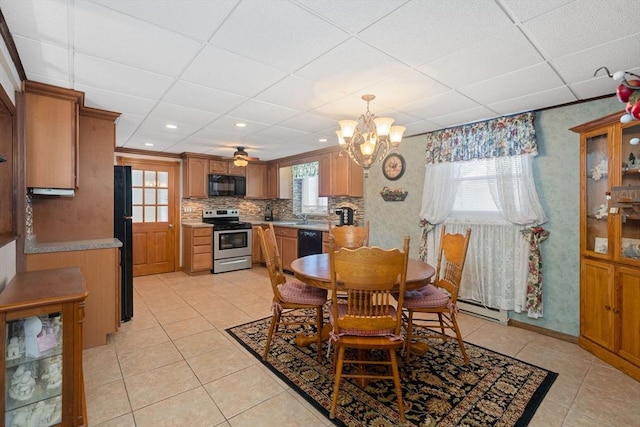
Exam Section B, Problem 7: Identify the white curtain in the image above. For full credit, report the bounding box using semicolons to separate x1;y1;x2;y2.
419;155;547;314
490;155;548;225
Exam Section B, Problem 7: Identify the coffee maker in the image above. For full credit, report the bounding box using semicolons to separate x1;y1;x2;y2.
264;205;274;221
335;207;355;226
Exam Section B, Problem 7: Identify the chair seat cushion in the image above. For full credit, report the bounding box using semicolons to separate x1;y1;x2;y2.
280;280;328;305
403;284;450;309
329;303;397;336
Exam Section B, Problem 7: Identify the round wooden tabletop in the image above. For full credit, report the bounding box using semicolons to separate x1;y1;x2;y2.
290;253;435;291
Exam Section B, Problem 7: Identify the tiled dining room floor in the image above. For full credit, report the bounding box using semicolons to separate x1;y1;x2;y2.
83;268;640;427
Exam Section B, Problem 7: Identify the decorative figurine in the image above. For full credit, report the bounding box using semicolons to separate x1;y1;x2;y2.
9;369;36;401
6;336;21;360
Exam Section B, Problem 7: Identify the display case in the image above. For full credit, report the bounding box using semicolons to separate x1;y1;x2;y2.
571;113;640;382
1;267;88;426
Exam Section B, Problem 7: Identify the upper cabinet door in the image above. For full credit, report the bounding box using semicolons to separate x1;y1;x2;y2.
618;123;640;264
25;92;78;189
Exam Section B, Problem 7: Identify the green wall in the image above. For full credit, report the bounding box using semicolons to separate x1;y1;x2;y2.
365;96;622;337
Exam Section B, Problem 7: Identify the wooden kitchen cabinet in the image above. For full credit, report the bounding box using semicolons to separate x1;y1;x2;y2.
246;163;267;199
182;226;213;274
571;113;640;381
24;81;82;190
210;160;246;177
266;163;278;199
183;155;208;198
319;150;363;197
25;248;119;350
1;267;88;427
322;231;330;254
252;225;265;263
273;226;298;272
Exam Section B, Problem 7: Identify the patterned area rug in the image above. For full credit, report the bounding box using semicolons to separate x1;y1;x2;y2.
226;311;557;427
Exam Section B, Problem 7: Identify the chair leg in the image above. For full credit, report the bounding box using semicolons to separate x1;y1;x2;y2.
451;313;469;364
316;306;323;361
262;311;279;360
330;346;346;419
389;349;406;423
405;310;414;361
437;312;447;342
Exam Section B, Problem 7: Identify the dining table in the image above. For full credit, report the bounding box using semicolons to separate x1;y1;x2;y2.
289;253;436;353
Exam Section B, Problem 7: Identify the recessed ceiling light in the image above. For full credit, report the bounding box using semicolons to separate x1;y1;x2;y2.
319;138;327;142
235;122;247;128
145;143;154;147
165;124;177;129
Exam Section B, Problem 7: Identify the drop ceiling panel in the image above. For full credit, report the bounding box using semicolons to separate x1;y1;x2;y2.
488;86;576;115
227;99;301;124
419;28;543;88
458;63;566;106
210;0;349;72
74;53;174;100
255;76;345;111
522;0;640;59
162;80;247;114
296;0;406;34
0;0;70;47
92;0;237;41
181;44;287;97
74;1;201;77
147;103;220;129
358;0;514;67
13;36;70;83
74;84;156;116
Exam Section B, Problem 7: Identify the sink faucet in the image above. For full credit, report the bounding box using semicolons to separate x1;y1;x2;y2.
297;213;308;224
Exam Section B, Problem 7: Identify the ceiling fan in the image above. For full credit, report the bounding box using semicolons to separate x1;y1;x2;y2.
225;146;259;167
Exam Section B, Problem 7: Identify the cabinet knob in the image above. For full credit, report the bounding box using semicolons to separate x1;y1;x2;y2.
604;305;611;311
612;307;620;314
168;224;174;229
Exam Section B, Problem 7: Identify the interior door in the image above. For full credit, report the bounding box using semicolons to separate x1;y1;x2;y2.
118;157;180;276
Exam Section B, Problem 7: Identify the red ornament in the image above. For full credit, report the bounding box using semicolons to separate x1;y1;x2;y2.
617;80;640;103
630;101;640;120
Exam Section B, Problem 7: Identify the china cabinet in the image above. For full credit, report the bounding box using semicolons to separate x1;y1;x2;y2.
1;267;88;426
571;112;640;381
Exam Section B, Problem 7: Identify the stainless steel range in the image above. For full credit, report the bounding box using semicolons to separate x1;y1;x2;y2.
202;209;252;273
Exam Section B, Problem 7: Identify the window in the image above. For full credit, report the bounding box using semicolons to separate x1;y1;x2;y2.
300;175;328;215
132;169;169;223
292;161;328;216
450;158;501;221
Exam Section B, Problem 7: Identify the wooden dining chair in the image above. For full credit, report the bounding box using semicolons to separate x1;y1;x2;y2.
257;223;328;361
328;220;370;249
328;234;410;422
402;225;471;363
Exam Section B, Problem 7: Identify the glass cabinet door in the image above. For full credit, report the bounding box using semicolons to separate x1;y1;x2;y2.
5;313;63;427
585;131;610;255
619;123;640;262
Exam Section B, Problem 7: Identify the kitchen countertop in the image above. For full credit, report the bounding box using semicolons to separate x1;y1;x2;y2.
248;220;330;232
25;236;123;254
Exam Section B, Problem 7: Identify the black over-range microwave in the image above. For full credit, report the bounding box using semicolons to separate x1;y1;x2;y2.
208;174;246;197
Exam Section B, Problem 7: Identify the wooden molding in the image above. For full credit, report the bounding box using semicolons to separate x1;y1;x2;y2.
508;319;578;344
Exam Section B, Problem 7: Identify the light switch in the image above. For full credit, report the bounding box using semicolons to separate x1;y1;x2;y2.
609;207;619;214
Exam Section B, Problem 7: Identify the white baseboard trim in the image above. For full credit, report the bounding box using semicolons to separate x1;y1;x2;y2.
457;299;509;325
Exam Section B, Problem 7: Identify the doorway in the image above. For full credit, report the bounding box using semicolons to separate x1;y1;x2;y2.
117;157;180;276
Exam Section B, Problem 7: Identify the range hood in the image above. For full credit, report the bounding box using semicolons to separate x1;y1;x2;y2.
30;188;75;197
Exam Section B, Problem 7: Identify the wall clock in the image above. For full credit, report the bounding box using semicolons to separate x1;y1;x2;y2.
382;153;406;180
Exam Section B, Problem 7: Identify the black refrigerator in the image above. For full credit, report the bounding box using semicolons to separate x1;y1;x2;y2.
114;165;134;322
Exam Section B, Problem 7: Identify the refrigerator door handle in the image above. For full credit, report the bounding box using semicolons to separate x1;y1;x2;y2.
124;216;133;220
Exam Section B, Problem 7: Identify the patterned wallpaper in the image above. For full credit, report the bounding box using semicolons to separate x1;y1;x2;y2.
364;96;622;337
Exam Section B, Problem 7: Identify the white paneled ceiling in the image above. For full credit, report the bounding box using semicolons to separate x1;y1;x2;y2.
2;0;639;161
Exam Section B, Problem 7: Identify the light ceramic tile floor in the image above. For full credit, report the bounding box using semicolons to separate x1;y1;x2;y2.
83;268;640;427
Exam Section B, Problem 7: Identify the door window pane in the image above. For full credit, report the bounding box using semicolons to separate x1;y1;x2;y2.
132;206;143;223
132;169;143;187
158;206;169;222
144;206;156;222
158;189;168;205
144;189;156;205
132;188;143;205
158;171;169;188
144;171;156;187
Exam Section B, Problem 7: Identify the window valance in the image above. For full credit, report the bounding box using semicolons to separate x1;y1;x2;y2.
292;161;319;178
424;112;537;165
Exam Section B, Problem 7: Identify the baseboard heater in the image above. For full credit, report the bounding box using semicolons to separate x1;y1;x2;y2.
457;299;509;324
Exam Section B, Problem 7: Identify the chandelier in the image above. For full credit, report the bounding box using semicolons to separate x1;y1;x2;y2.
336;94;405;177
